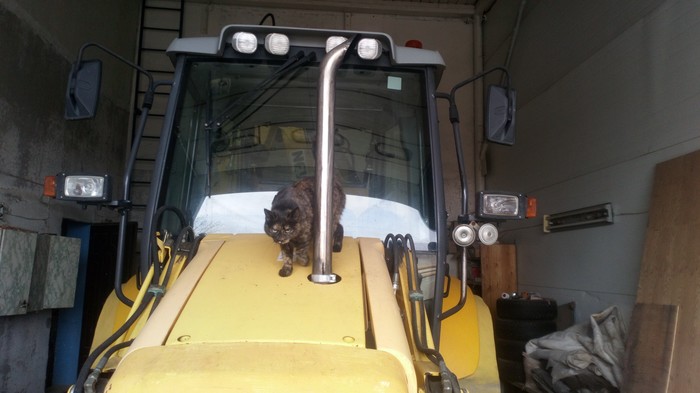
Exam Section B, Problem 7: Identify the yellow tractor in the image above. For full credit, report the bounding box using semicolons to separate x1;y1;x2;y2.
52;24;524;393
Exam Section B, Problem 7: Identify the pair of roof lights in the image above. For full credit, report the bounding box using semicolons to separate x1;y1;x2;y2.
230;31;383;60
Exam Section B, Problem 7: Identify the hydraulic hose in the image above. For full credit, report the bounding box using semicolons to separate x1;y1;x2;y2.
73;214;201;393
83;339;134;393
383;234;462;393
73;291;156;393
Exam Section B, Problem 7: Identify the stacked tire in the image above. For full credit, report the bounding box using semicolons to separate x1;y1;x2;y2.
494;296;558;392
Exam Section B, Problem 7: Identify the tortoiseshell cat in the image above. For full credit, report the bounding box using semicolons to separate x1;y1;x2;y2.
264;176;346;277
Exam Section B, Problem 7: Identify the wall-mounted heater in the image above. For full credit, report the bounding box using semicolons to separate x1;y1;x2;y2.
543;203;613;233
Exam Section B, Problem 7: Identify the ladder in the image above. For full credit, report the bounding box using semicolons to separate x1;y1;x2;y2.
130;0;183;240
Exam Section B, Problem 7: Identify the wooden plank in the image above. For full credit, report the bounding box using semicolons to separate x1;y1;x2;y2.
622;303;678;393
480;244;517;315
635;150;700;393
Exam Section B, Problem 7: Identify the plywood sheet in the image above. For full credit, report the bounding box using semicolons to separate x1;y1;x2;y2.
480;244;517;314
622;303;678;393
635;150;700;392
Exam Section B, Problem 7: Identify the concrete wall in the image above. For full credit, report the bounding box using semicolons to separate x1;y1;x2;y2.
0;0;140;391
483;0;700;323
183;0;477;222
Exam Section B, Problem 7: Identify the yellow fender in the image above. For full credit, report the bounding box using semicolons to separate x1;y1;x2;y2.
440;279;500;391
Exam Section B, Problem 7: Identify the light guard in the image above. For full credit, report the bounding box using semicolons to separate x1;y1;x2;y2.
543;203;613;233
476;191;527;220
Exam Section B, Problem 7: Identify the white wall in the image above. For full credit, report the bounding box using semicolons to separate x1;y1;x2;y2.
182;1;477;222
484;0;700;323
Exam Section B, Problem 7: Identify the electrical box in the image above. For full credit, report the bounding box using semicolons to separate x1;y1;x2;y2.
0;228;38;316
28;234;81;311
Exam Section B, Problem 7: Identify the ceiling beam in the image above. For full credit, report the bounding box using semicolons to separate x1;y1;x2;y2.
192;0;475;19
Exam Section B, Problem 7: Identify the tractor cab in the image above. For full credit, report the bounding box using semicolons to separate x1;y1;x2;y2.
53;24;524;393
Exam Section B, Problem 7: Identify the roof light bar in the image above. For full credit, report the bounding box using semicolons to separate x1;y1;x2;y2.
357;38;382;60
325;36;348;53
231;32;258;54
265;33;290;55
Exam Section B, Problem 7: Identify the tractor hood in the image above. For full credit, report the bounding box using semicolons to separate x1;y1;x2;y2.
105;234;415;392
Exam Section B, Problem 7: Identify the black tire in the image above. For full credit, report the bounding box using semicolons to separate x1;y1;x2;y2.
497;298;558;320
497;357;526;383
495;338;528;361
494;318;557;341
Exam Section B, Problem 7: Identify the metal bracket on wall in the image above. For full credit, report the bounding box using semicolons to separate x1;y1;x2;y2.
543;203;613;233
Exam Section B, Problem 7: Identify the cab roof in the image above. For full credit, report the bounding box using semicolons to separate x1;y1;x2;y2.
166;24;445;80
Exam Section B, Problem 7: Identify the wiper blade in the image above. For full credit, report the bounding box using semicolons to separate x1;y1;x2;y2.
205;50;316;130
204;50;316;197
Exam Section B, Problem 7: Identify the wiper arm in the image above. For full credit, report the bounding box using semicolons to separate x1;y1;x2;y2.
205;50;316;130
204;50;316;197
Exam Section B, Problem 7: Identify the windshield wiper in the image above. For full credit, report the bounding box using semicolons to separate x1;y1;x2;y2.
203;50;317;197
205;50;316;130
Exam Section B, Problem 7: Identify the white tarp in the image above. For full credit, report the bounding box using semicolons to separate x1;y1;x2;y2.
524;306;627;391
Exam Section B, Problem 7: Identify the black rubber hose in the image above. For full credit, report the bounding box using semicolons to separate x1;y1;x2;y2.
183;234;206;270
83;339;134;393
150;226;196;313
73;292;155;393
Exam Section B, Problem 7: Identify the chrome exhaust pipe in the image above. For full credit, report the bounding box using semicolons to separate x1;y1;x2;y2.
310;39;351;284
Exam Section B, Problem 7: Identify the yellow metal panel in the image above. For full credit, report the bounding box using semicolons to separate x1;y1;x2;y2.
127;237;225;354
90;275;140;353
440;280;481;378
359;237;418;393
458;295;501;393
106;342;409;393
166;234;365;347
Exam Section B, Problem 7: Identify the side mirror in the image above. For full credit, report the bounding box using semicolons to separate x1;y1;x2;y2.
65;59;102;120
485;85;516;145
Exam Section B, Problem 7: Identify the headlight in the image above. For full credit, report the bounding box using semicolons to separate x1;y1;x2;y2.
265;33;289;55
326;36;348;53
357;38;382;60
476;191;532;220
45;173;112;202
231;32;258;54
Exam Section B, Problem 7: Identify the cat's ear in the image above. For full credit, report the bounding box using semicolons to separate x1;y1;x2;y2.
264;208;273;220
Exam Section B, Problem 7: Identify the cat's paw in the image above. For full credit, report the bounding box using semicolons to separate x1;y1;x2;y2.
279;265;293;277
293;248;310;266
296;254;310;266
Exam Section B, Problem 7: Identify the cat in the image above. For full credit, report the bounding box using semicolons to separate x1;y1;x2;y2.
264;176;346;277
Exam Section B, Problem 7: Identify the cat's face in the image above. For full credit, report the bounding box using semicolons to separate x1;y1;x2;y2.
264;207;302;244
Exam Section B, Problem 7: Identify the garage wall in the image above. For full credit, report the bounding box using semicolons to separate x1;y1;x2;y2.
183;1;477;222
0;1;140;391
482;0;700;323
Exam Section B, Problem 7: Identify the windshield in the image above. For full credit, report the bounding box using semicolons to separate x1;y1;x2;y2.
161;58;436;247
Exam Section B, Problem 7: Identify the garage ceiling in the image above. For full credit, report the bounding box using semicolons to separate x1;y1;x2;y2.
195;0;481;18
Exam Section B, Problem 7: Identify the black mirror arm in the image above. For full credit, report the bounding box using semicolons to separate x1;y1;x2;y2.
437;66;513;219
450;66;512;127
71;42;158;307
74;42;155;93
